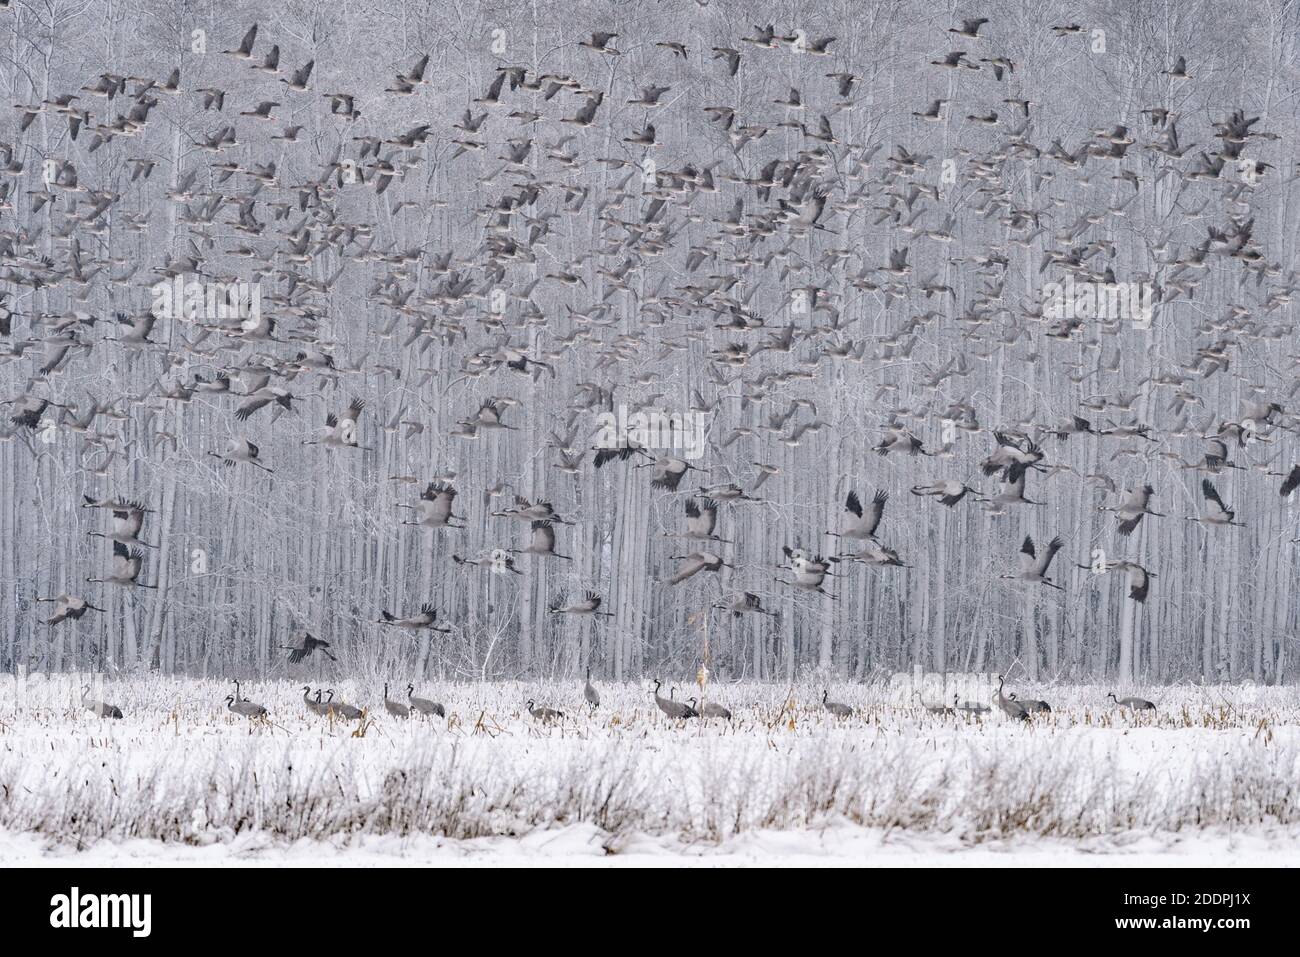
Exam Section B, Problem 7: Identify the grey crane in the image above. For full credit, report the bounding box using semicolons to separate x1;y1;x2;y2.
667;551;731;585
1002;535;1064;589
87;540;156;589
981;432;1045;476
697;482;757;504
383;682;410;718
1277;464;1300;497
232;387;303;424
82;683;123;719
305;397;368;449
713;591;777;618
492;495;573;525
1198;438;1242;473
377;602;451;632
638;455;699;491
512;520;571;560
1008;692;1051;714
36;593;104;625
207;437;273;472
987;463;1041;507
914;690;955;716
1188;479;1244;527
1100;485;1164;536
303;685;330;715
584;667;600;710
324;689;363;720
652;678;697;718
831;489;887;540
526;699;564;722
400;481;465;529
226;683;268;719
471;399;516;431
822;689;853;717
1107;692;1156;712
956;694;991;717
407;684;445;717
689;697;732;720
578;30;620;54
910;479;981;507
283;632;336;664
949;17;989;38
1080;558;1155;603
223;23;258;60
777;548;837;598
86;501;153;548
994;675;1030;721
670;497;730;542
1115;561;1155;603
912;99;947;121
81;494;155;513
837;539;908;569
452;551;524;575
549;590;613;618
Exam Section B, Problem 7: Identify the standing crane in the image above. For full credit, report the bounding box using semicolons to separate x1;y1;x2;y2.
383;682;411;718
1107;691;1156;712
821;689;853;717
994;675;1029;721
407;685;445;717
652;678;697;718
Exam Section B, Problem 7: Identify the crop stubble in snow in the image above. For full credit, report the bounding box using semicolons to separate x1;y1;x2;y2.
0;677;1298;858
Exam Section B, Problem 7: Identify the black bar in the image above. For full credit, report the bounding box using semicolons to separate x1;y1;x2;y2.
1;866;1282;942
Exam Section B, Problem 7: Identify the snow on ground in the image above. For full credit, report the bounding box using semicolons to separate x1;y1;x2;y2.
1;675;1298;864
5;824;1299;867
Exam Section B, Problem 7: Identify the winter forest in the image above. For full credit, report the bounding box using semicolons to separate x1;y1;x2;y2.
3;0;1300;689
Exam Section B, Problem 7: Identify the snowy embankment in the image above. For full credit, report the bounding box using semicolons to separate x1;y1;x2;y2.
7;822;1299;866
1;677;1298;863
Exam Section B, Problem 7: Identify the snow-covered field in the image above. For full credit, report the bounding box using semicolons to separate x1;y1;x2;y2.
2;676;1299;865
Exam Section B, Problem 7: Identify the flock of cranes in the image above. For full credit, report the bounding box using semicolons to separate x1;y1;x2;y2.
3;5;1296;683
74;672;1155;724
